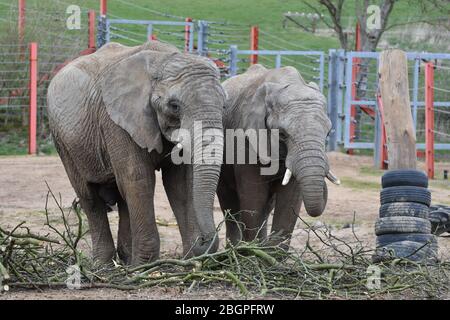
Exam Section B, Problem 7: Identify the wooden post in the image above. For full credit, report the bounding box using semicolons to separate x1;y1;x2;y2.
425;62;435;179
379;49;416;169
185;17;192;53
18;0;26;49
376;93;388;169
348;22;361;155
250;26;259;65
88;10;96;50
28;42;37;155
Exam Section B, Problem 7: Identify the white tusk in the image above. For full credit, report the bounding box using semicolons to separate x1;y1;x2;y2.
326;170;341;185
282;169;292;186
176;143;183;150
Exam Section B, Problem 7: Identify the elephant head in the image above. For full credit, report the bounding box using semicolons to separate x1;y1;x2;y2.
101;50;226;254
239;66;337;217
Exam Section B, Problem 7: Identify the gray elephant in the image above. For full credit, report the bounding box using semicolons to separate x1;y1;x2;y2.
47;41;226;265
217;64;340;245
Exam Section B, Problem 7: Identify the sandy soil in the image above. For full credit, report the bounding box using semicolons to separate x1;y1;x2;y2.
0;152;449;300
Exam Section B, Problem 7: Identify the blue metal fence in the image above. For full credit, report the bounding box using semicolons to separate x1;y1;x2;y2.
228;45;325;91
340;51;450;153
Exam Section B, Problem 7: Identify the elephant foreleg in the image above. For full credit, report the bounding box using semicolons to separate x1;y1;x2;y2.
270;179;302;249
161;164;198;257
234;165;271;242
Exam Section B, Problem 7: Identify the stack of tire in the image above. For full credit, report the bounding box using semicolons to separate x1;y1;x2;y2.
373;169;438;262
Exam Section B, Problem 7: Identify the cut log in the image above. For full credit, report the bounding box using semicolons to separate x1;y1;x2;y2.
379;49;416;170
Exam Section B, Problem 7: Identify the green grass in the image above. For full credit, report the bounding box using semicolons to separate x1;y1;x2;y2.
0;130;56;155
340;177;381;191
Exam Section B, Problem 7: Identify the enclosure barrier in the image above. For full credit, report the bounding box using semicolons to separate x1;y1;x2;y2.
425;62;435;179
28;42;37;155
228;45;325;91
250;26;259;65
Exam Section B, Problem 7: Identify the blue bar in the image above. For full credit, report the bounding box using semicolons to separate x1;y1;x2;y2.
109;18;193;27
236;49;324;56
412;58;420;126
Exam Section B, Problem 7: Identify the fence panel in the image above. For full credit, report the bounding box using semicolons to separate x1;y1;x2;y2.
341;51;450;156
228;46;325;91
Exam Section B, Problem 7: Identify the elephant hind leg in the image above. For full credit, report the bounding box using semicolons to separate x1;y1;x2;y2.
54;141;115;264
78;194;116;264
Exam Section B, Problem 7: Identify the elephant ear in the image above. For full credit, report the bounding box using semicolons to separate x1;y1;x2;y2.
101;50;165;154
241;82;285;163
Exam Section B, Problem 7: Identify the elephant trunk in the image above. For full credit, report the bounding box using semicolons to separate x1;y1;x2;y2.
290;144;328;217
190;116;223;255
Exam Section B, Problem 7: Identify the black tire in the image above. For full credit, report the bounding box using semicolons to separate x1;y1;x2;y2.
373;240;438;262
375;217;431;235
380;186;431;206
379;202;429;219
381;169;428;188
429;210;450;235
376;233;437;248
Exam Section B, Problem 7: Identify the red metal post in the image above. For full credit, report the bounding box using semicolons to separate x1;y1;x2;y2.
185;17;192;52
28;42;37;155
250;26;259;65
100;0;107;16
88;10;96;50
18;0;26;60
377;93;388;169
425;62;434;179
348;22;361;155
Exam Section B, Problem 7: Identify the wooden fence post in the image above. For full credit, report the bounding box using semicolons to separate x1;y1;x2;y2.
379;49;416;169
425;62;435;179
28;42;37;155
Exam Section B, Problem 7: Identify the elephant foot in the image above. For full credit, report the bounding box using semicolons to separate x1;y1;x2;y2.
117;245;132;265
189;233;219;257
92;248;116;267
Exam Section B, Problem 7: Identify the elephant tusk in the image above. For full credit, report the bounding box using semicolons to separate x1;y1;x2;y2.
326;170;341;185
282;168;292;186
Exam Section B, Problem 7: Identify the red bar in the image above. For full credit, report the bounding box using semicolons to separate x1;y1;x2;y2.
185;17;192;52
377;93;388;169
100;0;107;16
250;26;259;65
348;22;361;155
88;10;96;49
18;0;26;60
28;42;37;155
425;62;434;179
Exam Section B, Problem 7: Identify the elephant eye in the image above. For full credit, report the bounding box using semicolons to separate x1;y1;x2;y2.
168;100;180;113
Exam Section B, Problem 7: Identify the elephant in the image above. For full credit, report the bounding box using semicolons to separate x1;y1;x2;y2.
217;64;340;246
47;41;226;265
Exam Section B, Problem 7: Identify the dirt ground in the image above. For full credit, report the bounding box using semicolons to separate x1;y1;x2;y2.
0;152;449;300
